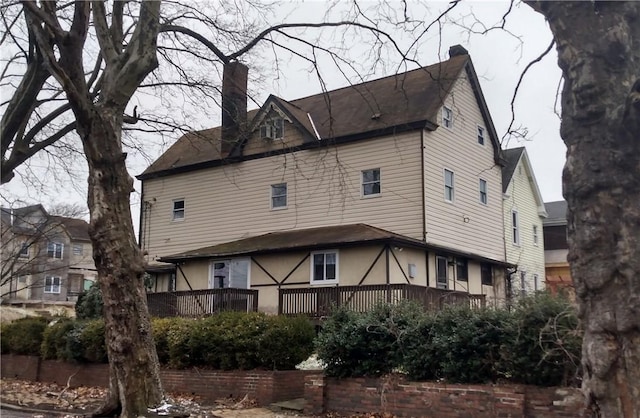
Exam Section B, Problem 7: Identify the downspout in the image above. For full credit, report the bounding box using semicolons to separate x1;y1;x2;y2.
421;130;430;288
138;181;145;249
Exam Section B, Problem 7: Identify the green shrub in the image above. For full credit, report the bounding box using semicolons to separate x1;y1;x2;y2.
159;312;315;370
507;293;582;386
399;314;439;381
41;319;75;360
429;306;515;383
0;317;48;355
316;301;423;378
259;315;315;370
79;319;107;363
152;317;175;365
75;283;103;320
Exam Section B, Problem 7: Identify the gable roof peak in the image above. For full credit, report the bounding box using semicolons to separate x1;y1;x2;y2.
449;44;469;58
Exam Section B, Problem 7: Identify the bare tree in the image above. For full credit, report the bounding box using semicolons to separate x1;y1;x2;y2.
523;2;640;416
0;1;409;416
1;0;638;416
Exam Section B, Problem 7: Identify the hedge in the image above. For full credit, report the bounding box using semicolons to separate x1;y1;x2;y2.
1;311;315;371
316;293;582;387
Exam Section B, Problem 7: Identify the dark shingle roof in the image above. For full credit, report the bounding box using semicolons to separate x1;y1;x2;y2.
141;54;473;178
49;216;91;241
501;147;524;193
158;223;511;267
543;201;567;226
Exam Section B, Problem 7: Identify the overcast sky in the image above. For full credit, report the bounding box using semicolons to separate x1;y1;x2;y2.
2;1;566;230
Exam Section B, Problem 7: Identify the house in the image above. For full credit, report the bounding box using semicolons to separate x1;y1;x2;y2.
543;200;575;299
501;147;548;297
138;45;511;316
0;205;97;305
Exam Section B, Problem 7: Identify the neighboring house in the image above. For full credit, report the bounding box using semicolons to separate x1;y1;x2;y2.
501;147;548;297
138;45;510;316
0;205;97;304
543;200;575;299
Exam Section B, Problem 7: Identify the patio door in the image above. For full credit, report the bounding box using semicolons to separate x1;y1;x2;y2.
208;259;250;289
436;256;448;289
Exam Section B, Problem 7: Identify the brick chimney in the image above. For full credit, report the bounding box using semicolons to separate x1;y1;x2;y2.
221;62;248;153
448;45;469;58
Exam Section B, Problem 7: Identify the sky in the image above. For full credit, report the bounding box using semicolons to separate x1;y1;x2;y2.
1;1;566;232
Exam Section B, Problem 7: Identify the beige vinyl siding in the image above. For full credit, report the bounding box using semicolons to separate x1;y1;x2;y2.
142;132;423;261
423;75;504;261
503;158;546;294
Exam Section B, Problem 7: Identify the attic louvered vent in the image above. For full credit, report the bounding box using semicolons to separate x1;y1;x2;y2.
260;117;284;140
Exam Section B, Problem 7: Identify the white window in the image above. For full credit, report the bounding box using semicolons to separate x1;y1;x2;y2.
73;244;83;256
18;243;30;258
172;199;185;221
533;225;539;246
311;251;338;284
479;179;488;205
442;106;453;129
511;210;520;245
18;275;28;284
44;276;61;294
444;169;455;202
271;183;287;209
477;126;485;145
362;168;381;196
260;118;284;140
533;274;539;292
47;242;63;259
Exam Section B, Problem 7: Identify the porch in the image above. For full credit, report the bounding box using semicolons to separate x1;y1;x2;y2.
278;284;486;318
146;284;485;318
147;288;259;318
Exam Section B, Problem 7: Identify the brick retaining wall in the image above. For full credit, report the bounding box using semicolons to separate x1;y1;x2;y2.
1;355;310;405
304;374;588;418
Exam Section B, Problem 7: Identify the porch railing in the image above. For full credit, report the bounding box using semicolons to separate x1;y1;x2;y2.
147;288;258;318
278;284;485;318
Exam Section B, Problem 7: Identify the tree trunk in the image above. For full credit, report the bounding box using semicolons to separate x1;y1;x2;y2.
526;2;640;417
79;107;164;418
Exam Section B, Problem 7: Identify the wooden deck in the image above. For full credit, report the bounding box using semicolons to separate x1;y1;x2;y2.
278;284;485;318
147;288;258;317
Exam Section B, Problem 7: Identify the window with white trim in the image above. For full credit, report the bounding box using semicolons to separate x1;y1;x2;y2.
533;225;539;246
511;210;520;245
44;276;61;294
19;243;30;258
362;168;381;196
47;242;63;259
271;183;287;209
260;118;284;140
172;199;185;221
442;106;453;129
477;126;485;145
311;251;338;284
479;179;488;205
444;169;455;202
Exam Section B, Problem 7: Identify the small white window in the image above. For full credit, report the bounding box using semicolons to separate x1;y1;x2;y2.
512;210;520;245
311;251;338;284
47;242;63;259
533;274;539;292
173;199;185;221
479;179;488;205
533;225;539;246
19;243;30;258
444;169;455;202
442;106;453;129
477;126;485;145
44;276;61;294
362;168;381;196
73;244;83;256
18;275;28;284
271;183;287;209
260;118;284;140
